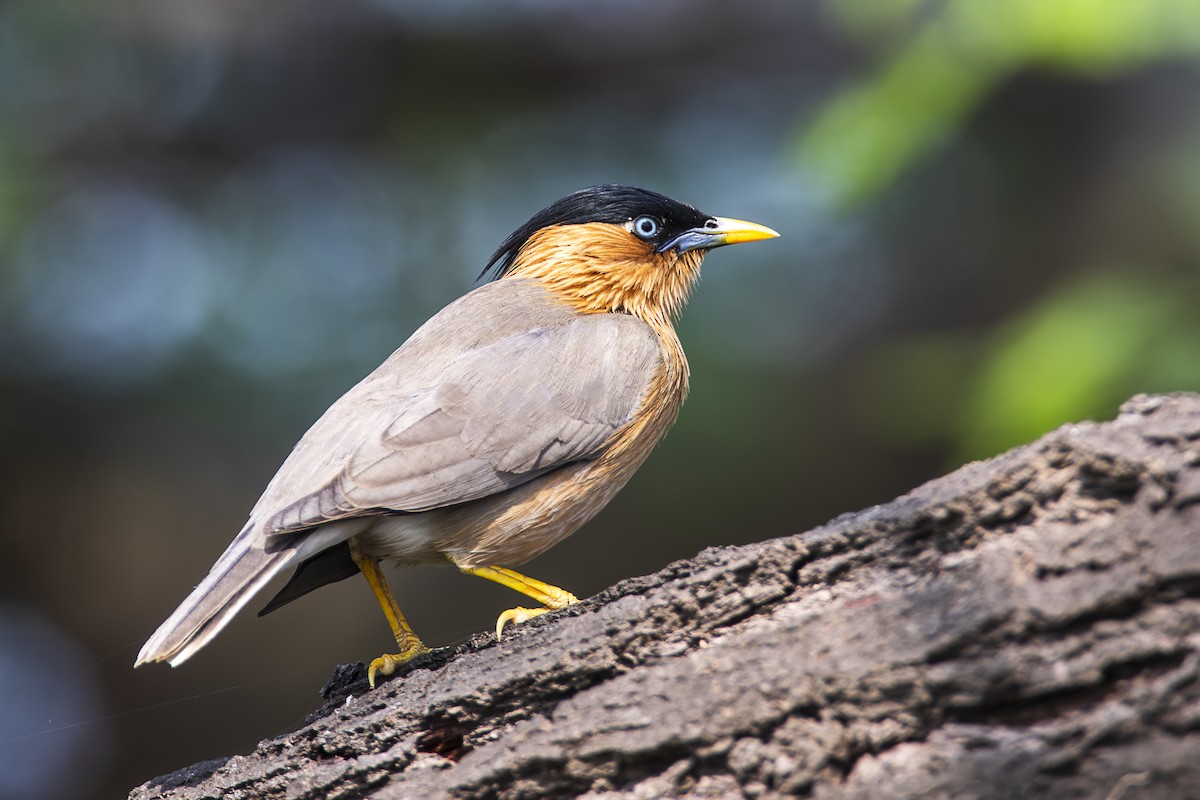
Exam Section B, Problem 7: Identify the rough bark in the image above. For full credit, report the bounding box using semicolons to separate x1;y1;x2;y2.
129;393;1200;799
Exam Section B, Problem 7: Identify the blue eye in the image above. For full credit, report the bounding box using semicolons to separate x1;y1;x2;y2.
632;215;661;240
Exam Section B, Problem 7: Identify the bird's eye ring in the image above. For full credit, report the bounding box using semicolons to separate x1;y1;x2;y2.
632;215;661;240
704;218;720;229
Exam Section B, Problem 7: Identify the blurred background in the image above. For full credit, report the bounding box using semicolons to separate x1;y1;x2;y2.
1;0;1198;796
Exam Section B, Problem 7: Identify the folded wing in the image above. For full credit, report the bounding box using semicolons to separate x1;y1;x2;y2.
257;283;663;534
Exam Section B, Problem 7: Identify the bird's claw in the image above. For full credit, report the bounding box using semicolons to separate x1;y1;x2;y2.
367;644;431;689
495;606;551;641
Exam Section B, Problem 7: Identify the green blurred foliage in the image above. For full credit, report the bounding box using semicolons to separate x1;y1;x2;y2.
801;0;1200;207
853;272;1199;463
959;272;1186;459
814;0;1200;462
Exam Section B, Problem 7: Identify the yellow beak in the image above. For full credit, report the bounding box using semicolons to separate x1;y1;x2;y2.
658;216;780;253
707;216;781;246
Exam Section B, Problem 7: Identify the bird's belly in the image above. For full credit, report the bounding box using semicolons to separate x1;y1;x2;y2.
355;513;447;566
354;457;637;570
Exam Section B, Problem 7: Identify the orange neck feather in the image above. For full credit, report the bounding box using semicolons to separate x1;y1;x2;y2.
503;223;704;329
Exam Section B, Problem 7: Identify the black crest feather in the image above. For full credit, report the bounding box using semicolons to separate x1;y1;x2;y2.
480;185;711;281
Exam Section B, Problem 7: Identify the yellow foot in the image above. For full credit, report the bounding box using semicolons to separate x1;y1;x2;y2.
367;644;431;689
495;606;550;640
454;564;579;642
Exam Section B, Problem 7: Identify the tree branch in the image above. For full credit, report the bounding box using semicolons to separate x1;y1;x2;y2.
130;393;1200;799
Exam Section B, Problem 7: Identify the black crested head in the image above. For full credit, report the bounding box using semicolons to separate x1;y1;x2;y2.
481;185;712;280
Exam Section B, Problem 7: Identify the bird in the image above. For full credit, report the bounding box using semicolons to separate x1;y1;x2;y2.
136;184;778;687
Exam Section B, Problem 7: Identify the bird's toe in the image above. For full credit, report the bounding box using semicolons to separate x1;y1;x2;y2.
494;606;553;641
367;644;431;688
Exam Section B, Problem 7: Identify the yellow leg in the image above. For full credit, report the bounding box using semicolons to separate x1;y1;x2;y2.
350;542;429;688
460;565;579;641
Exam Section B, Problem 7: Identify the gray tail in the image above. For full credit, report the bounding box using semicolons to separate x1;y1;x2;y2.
135;523;344;668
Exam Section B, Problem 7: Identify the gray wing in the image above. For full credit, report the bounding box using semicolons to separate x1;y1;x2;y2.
258;308;662;533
